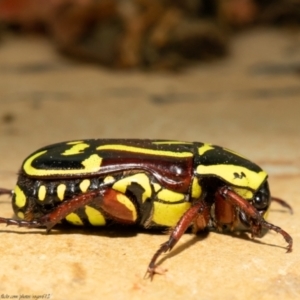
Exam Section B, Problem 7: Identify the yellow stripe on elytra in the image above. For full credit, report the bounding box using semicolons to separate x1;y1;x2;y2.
65;213;84;225
97;144;193;158
198;144;214;155
66;141;84;145
79;179;90;193
157;189;185;202
23;151;103;176
196;165;267;191
152;141;193;145
57;184;66;201
81;154;103;171
113;173;152;202
85;205;106;226
14;185;26;208
152;201;191;227
61;142;90;156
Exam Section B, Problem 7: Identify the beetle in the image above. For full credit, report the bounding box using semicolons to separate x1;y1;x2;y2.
0;139;293;278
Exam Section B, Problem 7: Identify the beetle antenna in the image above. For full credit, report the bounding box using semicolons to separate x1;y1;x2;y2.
271;197;293;214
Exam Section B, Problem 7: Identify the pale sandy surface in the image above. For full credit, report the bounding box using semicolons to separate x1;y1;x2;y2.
0;28;299;300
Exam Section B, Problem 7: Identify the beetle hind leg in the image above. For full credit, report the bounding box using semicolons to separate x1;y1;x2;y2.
146;200;210;280
0;190;103;231
0;187;139;231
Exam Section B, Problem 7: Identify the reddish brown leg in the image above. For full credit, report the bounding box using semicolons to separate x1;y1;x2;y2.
0;190;103;231
0;187;138;231
219;186;293;253
146;200;210;280
214;191;237;231
0;188;12;196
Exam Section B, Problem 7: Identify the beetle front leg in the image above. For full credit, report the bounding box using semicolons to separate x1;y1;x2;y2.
146;200;210;280
219;186;293;253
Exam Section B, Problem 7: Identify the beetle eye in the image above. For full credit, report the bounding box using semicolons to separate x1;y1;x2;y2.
253;181;271;211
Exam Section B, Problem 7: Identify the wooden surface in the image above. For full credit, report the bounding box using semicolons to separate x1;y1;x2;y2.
0;28;299;300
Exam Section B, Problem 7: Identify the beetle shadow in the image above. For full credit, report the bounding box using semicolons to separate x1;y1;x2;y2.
0;221;289;253
0;223;143;238
153;230;210;268
269;208;293;215
212;229;289;252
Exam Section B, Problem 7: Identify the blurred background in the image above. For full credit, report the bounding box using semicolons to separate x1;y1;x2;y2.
0;1;299;300
0;0;299;175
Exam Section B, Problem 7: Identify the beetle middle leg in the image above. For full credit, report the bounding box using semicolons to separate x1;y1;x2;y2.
146;199;211;279
219;186;293;253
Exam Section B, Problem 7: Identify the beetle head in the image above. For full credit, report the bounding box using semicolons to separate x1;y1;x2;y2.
251;181;271;216
237;180;271;231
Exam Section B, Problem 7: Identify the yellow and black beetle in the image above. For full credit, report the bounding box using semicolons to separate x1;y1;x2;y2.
0;139;293;278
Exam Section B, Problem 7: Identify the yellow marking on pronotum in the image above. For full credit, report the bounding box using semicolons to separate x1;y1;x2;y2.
13;185;26;208
61;142;90;156
152;141;193;145
17;212;25;219
65;213;84;225
116;194;137;221
198;144;214;155
79;179;90;193
85;205;106;226
113;173;152;202
233;187;253;199
38;185;47;201
23;151;103;176
157;189;185;203
196;165;267;191
57;184;66;201
97;144;193;158
152;201;191;227
191;177;202;199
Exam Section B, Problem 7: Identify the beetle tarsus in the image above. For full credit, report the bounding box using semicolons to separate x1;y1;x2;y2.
260;220;293;253
0;217;42;228
145;241;170;280
146;265;168;280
